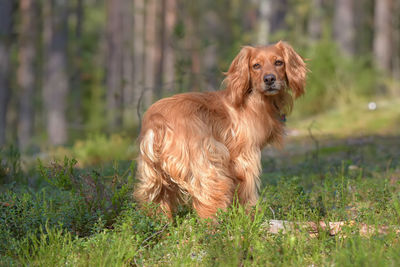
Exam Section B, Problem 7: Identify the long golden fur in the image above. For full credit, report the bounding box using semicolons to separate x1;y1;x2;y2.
134;41;307;218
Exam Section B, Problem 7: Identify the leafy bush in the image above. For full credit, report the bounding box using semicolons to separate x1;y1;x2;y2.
0;189;75;255
0;156;135;262
294;39;379;117
38;157;135;228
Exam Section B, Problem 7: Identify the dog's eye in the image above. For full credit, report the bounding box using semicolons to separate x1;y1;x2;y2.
275;60;284;66
252;63;261;69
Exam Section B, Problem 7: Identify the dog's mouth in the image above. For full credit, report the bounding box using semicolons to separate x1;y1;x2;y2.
263;85;280;95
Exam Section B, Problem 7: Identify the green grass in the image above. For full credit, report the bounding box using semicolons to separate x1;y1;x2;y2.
3;171;400;266
1;97;400;266
1;134;400;266
290;97;400;137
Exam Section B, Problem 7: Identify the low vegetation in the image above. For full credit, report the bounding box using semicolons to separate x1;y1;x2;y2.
1;108;400;265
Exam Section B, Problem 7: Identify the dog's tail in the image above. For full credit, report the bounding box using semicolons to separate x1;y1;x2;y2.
134;117;165;197
133;114;180;216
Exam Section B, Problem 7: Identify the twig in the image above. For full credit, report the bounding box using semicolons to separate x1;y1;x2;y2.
264;219;400;238
141;223;169;248
269;206;276;220
136;86;146;135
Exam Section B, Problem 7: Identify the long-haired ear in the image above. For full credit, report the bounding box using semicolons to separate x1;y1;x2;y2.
224;46;252;106
276;41;307;98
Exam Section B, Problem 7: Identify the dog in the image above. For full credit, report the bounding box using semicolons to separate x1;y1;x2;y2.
134;41;307;218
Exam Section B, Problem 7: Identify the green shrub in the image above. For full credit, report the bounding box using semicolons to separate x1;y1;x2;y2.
71;133;136;166
0;146;24;184
0;156;136;261
0;189;74;254
294;39;379;117
37;157;135;229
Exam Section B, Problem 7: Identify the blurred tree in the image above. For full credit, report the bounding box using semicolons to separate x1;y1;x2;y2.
69;0;85;129
333;0;355;55
17;0;38;150
163;0;177;93
393;0;400;80
155;0;167;100
258;0;288;44
242;0;258;43
187;1;201;92
76;1;107;135
153;0;177;98
133;0;145;123
258;0;272;44
202;4;221;91
269;0;288;40
122;0;135;127
75;0;84;38
353;0;374;56
106;0;124;129
284;0;309;45
0;0;13;146
373;0;393;72
1;0;400;148
43;0;69;145
308;0;323;41
143;0;158;107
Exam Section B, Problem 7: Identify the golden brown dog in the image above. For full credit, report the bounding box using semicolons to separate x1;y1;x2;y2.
134;41;307;218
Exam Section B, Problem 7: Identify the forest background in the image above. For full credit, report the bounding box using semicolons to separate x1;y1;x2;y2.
2;1;400;265
0;0;399;152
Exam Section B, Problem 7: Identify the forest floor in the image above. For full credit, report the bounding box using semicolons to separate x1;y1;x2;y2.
1;97;400;266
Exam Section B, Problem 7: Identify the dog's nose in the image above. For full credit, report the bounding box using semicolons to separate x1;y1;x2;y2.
263;74;276;85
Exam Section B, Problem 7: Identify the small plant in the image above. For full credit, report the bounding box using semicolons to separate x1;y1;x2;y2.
0;145;24;184
37;157;134;229
38;157;77;191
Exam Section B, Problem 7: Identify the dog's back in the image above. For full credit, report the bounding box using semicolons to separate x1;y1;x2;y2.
134;91;236;218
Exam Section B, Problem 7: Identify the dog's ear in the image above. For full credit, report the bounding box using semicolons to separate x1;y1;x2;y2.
276;41;307;98
225;46;252;106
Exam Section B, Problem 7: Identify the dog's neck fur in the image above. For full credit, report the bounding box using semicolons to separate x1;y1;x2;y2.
221;87;291;150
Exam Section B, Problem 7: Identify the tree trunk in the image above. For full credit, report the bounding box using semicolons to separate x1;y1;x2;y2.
133;0;145;123
70;0;84;129
393;0;400;80
106;0;124;129
143;0;157;106
42;0;69;145
257;0;272;45
202;9;221;91
17;0;37;150
76;0;84;38
0;1;13;146
353;0;375;55
308;0;323;41
163;0;177;94
187;3;201;91
269;0;287;34
154;0;166;100
373;0;393;72
122;0;135;127
333;0;355;55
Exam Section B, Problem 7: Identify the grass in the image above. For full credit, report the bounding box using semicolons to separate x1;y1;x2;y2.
290;97;400;137
1;137;400;266
1;99;400;266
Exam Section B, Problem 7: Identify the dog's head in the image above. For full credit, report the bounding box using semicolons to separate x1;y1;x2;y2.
225;41;307;106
